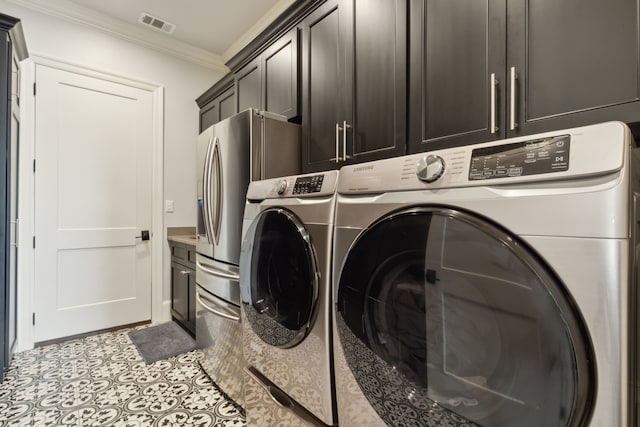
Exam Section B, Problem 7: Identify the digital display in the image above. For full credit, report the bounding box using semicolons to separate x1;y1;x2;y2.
293;175;324;194
469;135;570;181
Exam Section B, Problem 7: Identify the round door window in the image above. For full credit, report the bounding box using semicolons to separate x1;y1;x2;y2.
241;208;317;348
336;208;594;427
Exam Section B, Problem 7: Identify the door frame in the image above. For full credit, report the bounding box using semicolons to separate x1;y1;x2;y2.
17;54;165;351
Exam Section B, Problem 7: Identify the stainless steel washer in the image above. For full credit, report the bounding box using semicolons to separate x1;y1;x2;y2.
332;121;638;426
240;171;338;426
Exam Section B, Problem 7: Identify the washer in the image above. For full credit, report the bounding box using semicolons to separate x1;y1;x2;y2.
240;171;338;426
332;121;638;426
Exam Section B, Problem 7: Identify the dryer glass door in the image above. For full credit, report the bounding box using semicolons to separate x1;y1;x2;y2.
241;208;318;348
336;208;594;427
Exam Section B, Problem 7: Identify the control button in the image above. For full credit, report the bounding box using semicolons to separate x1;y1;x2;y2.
556;140;565;148
275;179;288;195
416;155;445;183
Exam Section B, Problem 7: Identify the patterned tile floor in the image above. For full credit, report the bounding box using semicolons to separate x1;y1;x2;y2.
0;326;246;426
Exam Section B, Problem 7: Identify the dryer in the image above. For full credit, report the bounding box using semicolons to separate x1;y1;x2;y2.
240;171;338;426
332;122;638;426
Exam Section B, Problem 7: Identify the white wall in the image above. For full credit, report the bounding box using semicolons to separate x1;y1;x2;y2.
0;0;223;341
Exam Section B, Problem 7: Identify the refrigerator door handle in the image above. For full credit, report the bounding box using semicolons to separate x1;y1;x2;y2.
196;259;240;281
196;289;240;322
210;140;223;244
201;136;214;244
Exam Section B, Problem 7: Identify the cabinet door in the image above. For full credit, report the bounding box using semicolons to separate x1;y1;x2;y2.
508;0;640;136
218;86;236;121
200;100;218;132
341;0;407;162
171;261;189;322
263;27;300;120
188;276;196;332
300;1;342;172
409;0;506;153
236;57;262;113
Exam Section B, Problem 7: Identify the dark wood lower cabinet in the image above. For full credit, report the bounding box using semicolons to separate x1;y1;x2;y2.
169;241;196;335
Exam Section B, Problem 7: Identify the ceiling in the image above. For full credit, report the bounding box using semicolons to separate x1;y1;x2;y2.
9;0;296;71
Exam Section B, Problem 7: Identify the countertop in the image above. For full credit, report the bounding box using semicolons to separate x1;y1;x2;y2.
167;226;197;247
168;235;197;246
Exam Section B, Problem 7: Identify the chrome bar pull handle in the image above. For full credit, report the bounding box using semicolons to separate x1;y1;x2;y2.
342;120;351;161
335;123;340;163
510;66;518;131
196;260;240;281
196;290;240;322
490;73;498;134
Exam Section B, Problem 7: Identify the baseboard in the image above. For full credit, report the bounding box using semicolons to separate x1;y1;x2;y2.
158;299;172;324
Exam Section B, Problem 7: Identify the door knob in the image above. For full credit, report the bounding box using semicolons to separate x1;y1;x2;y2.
135;230;150;241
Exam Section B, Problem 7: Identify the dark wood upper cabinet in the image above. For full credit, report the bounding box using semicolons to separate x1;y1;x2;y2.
301;0;407;173
218;87;236;122
410;0;640;153
200;101;218;132
264;29;299;119
300;1;342;172
509;0;640;136
235;57;261;113
341;0;406;164
409;0;505;152
198;74;235;132
234;27;300;119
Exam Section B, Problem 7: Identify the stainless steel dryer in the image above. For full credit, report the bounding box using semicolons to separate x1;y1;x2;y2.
332;121;639;426
240;171;338;426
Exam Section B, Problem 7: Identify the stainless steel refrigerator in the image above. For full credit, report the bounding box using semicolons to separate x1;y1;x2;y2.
195;109;300;407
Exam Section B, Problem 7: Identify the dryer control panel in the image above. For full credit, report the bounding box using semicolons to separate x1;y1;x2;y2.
337;121;629;194
469;134;570;181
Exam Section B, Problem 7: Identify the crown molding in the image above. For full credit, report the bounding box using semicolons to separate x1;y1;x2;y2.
8;0;228;72
221;0;295;63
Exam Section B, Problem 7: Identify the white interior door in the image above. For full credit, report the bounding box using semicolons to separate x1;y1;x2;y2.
34;64;153;342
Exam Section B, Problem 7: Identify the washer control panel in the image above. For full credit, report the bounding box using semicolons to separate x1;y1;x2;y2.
469;134;570;180
248;171;339;201
416;155;446;183
293;174;324;195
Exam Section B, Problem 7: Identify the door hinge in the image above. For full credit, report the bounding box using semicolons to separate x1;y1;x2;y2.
33;82;36;96
32;313;35;325
33;159;35;172
32;235;35;248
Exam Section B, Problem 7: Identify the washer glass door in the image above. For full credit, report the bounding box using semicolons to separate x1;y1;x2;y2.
336;208;594;427
241;208;317;348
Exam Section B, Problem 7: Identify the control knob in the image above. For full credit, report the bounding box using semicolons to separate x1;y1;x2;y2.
416;155;445;183
275;179;288;195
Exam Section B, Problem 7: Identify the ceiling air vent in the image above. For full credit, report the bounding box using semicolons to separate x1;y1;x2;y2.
139;13;176;34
